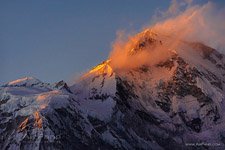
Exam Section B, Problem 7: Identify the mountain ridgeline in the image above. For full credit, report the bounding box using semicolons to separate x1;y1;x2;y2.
1;30;225;150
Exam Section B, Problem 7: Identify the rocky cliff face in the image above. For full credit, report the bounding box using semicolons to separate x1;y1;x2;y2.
1;30;225;150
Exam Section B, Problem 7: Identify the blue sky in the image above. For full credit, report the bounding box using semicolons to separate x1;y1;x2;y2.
1;0;224;84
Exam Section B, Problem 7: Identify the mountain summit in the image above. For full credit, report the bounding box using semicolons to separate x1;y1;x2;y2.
1;30;225;149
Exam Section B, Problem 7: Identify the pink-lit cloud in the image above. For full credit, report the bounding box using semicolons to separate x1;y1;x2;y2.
109;0;225;70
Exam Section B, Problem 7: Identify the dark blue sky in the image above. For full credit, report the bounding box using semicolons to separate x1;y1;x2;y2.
1;0;224;84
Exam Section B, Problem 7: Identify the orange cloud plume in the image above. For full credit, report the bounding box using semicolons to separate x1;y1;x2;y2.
109;1;225;70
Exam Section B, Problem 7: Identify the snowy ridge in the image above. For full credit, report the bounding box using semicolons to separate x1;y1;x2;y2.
5;77;45;87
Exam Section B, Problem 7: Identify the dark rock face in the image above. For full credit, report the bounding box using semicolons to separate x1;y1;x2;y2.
54;80;72;93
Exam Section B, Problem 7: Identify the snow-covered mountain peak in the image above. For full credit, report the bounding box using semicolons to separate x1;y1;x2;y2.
128;29;164;55
4;77;43;87
84;59;113;77
127;28;217;60
71;59;117;100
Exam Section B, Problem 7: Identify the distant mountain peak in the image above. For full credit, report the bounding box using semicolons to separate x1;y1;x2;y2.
4;76;43;87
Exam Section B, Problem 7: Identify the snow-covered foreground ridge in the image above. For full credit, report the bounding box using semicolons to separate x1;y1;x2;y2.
1;30;225;149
